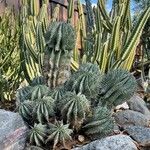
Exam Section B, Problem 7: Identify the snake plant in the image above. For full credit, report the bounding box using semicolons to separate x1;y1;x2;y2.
0;7;22;101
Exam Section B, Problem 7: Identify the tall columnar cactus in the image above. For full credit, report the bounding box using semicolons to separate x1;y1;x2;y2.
43;22;75;89
72;0;150;72
20;0;49;82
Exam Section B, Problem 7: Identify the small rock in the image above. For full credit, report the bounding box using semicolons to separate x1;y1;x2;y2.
124;125;150;147
114;110;150;127
127;95;150;118
73;134;137;150
113;124;120;134
0;109;28;150
78;135;85;143
116;102;129;110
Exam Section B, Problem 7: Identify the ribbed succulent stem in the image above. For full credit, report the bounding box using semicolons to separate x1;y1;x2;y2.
43;22;75;89
43;49;71;89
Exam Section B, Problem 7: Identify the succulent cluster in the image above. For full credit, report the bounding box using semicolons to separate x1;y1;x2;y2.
17;18;137;150
17;62;137;149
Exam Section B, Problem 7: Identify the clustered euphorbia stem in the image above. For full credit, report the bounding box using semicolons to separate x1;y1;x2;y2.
43;22;75;89
43;50;71;89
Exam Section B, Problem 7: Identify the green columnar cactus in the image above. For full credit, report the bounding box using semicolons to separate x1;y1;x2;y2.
64;63;101;99
17;80;55;123
97;69;137;108
29;123;47;146
46;120;73;149
78;63;100;74
73;0;150;72
85;0;95;33
33;96;55;123
31;85;50;101
20;0;49;82
19;100;35;121
43;22;75;89
30;76;45;86
16;86;32;103
51;86;66;101
82;107;114;139
58;92;91;130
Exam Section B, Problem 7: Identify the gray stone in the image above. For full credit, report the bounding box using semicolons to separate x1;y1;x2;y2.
0;109;28;150
114;110;150;127
124;125;150;147
73;135;137;150
127;95;150;118
25;146;44;150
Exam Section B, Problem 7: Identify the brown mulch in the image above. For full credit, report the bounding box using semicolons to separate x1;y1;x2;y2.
0;100;16;111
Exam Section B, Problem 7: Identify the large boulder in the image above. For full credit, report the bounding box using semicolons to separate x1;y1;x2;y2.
124;125;150;147
127;95;150;118
114;110;149;127
73;135;137;150
0;109;28;150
